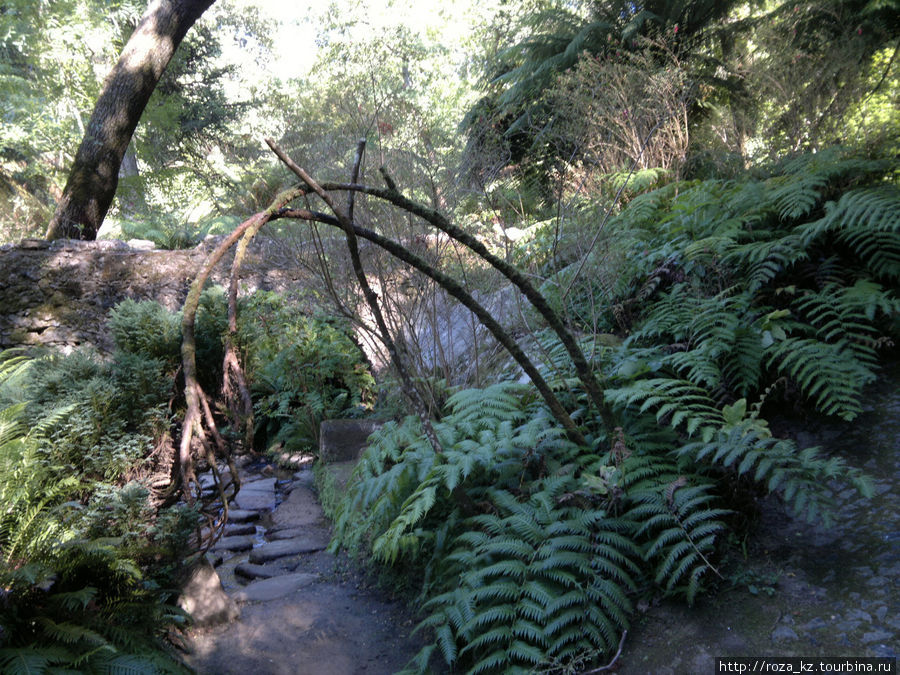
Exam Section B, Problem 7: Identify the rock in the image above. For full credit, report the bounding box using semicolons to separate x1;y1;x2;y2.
234;563;285;580
227;509;261;523
319;419;383;463
861;629;893;644
212;535;255;552
249;534;331;563
269;527;312;541
271;484;325;530
178;559;239;626
233;477;277;511
224;523;257;537
771;625;799;643
800;617;828;631
844;608;872;623
126;238;156;251
293;469;315;486
19;239;50;250
232;572;318;603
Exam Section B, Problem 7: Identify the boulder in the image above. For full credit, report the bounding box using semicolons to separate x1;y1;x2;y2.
178;559;239;626
318;419;382;463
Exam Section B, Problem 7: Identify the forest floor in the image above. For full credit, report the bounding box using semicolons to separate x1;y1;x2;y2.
184;366;898;675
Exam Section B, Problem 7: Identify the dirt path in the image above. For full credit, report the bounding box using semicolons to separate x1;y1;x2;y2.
183;463;428;675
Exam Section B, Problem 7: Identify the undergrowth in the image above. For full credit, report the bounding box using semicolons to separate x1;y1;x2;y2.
0;350;194;674
329;148;897;674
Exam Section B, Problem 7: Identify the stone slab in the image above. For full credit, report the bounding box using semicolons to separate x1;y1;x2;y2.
234;563;285;581
268;527;312;541
212;535;255;552
224;523;257;537
233;477;277;511
227;509;260;523
271;484;325;529
249;534;331;563
232;572;318;603
319;419;382;463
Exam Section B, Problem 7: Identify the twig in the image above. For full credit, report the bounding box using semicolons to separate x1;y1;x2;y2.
582;630;627;673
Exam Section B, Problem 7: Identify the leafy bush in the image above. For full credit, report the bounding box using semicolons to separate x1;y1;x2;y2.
109;287;228;391
237;292;375;455
0;351;193;674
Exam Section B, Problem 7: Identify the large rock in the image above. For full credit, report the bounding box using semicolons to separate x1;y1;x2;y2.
249;534;331;564
178;559;239;626
232;572;318;602
318;419;382;463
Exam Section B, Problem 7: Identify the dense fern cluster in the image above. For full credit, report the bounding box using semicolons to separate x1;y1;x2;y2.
0;351;192;674
329;148;896;673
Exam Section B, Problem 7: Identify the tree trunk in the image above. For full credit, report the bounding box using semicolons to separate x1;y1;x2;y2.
46;0;216;240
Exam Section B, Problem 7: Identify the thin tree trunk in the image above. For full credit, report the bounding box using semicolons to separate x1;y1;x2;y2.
46;0;216;240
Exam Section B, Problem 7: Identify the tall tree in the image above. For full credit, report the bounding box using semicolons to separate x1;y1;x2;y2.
46;0;216;240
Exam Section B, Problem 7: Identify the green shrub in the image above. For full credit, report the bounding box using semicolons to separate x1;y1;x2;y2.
0;351;192;674
237;292;375;455
109;288;228;391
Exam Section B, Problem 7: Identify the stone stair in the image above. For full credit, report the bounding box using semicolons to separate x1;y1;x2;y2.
182;420;429;675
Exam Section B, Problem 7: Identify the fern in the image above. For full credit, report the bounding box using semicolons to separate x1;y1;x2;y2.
629;480;729;603
676;421;872;525
765;337;876;420
416;484;639;673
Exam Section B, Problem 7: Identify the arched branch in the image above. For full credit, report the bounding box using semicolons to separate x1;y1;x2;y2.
179;185;304;510
288;178;616;434
266;137;449;456
264;210;588;446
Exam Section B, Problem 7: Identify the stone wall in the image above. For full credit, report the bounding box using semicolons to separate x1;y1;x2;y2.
0;237;307;353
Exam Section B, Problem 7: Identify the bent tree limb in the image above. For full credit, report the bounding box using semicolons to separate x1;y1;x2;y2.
179;186;303;511
47;0;217;240
222;220;266;455
315;179;617;434
272;206;589;446
266;137;450;456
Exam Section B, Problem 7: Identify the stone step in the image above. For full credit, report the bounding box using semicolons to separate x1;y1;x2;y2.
248;534;330;564
212;535;255;552
227;509;261;523
233;477;277;511
224;522;257;537
232;572;318;603
234;562;287;581
270;484;325;530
